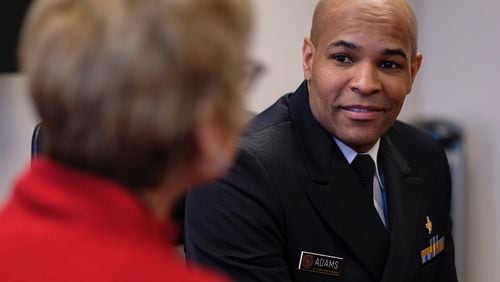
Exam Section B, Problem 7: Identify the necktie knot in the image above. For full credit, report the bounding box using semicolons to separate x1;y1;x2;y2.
351;154;375;196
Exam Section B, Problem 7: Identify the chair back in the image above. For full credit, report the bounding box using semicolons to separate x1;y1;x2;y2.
31;122;43;158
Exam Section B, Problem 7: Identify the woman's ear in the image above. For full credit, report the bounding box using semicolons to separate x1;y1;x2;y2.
192;105;238;181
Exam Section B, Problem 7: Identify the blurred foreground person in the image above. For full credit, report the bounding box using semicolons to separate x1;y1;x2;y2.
0;0;251;281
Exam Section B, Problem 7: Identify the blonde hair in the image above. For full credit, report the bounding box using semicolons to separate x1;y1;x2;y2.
20;0;252;189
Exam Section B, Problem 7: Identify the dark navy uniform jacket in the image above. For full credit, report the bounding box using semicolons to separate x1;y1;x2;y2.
185;82;458;282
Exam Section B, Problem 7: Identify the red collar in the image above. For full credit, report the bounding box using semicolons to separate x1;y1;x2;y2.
14;157;178;243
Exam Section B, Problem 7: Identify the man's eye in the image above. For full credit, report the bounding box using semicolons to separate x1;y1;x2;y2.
333;55;353;64
380;61;400;69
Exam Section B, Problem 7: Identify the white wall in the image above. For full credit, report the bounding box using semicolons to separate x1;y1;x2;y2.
410;1;500;281
246;0;317;113
0;75;37;204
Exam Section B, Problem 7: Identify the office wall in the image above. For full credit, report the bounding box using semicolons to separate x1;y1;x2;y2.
246;0;316;112
0;75;37;203
0;0;35;202
411;1;500;281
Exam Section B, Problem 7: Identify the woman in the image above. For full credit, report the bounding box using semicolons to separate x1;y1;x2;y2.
0;0;252;280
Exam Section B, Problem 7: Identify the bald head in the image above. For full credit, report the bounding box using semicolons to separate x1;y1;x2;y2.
310;0;418;56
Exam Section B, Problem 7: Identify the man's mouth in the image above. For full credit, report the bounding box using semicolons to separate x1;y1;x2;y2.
340;105;384;120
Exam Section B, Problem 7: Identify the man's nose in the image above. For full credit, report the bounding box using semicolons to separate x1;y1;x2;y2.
350;62;381;96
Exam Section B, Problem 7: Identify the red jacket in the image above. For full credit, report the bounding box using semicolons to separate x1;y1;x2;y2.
0;157;228;282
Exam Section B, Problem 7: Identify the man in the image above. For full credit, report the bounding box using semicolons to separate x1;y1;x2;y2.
185;0;458;281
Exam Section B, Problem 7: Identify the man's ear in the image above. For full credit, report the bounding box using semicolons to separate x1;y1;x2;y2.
302;37;315;80
410;52;423;84
407;52;423;94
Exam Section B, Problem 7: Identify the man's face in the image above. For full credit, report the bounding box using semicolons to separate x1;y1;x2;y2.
303;4;422;152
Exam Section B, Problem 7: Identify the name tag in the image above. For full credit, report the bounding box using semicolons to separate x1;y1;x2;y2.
298;251;344;277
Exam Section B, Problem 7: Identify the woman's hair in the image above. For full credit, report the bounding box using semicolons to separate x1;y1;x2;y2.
20;0;252;189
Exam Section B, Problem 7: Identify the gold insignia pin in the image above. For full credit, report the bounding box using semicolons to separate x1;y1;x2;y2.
425;216;432;234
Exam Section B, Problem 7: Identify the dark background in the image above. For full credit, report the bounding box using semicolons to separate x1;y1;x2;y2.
0;0;33;73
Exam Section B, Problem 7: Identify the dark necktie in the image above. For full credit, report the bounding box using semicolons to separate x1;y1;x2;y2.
351;154;375;197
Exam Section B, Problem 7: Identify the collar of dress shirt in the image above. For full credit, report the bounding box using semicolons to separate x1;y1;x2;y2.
333;137;383;186
333;137;380;165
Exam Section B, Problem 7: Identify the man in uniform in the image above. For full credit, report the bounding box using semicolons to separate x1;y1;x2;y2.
185;0;458;281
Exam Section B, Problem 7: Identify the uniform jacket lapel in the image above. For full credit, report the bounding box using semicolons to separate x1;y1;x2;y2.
289;82;390;281
379;136;425;282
